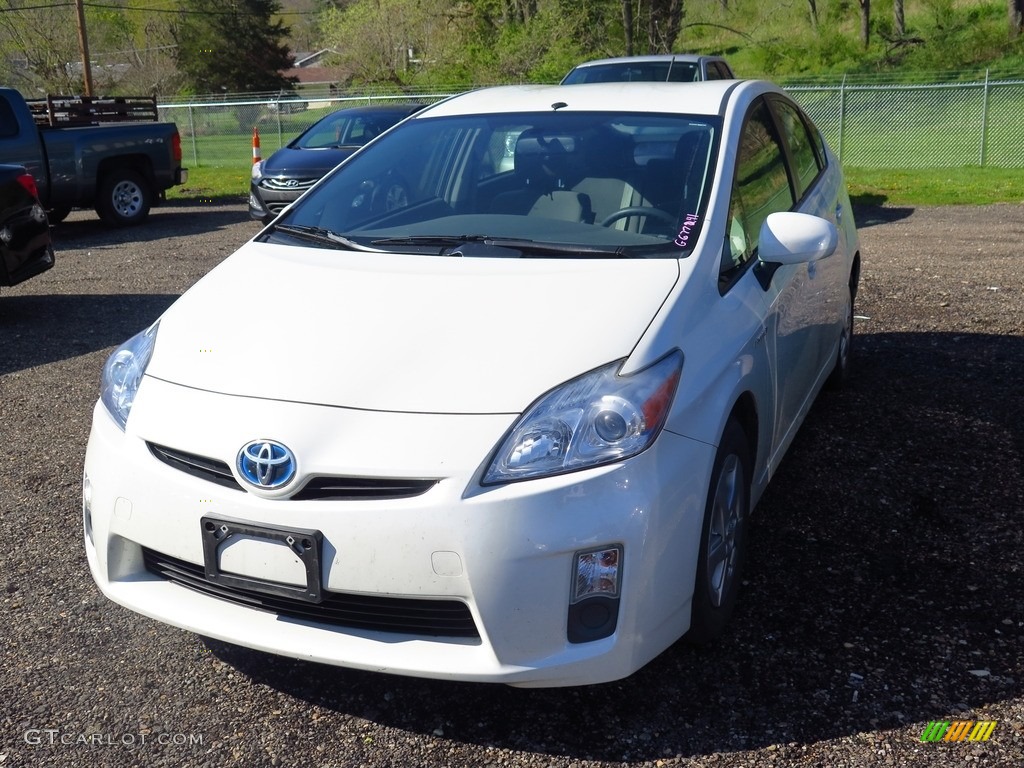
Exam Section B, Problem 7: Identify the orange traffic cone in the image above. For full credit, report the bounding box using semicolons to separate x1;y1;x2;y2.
252;127;261;165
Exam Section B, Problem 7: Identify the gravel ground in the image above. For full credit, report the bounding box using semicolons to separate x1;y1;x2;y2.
1;201;1022;768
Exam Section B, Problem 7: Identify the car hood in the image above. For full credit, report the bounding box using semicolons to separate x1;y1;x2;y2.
145;242;679;414
260;146;357;179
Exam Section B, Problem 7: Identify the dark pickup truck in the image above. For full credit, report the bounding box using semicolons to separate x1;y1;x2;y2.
0;88;187;226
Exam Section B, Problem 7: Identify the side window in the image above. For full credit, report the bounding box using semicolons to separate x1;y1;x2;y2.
724;99;794;282
306;117;349;148
705;63;726;80
667;64;700;82
772;98;822;199
349;117;380;144
0;99;20;138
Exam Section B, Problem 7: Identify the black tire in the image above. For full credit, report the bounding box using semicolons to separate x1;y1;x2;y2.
826;283;854;390
686;418;751;645
96;168;152;227
47;206;71;224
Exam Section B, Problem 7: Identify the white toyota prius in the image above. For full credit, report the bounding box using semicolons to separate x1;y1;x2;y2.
84;80;860;687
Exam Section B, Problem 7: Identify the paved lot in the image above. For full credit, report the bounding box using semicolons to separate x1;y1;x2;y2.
1;201;1022;767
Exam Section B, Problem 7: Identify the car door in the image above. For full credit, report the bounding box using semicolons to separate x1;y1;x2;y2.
722;96;828;472
768;95;850;371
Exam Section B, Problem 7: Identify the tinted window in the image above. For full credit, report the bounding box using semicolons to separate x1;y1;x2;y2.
563;62;699;84
706;63;727;80
772;98;822;199
0;98;20;138
297;111;408;149
724;99;794;278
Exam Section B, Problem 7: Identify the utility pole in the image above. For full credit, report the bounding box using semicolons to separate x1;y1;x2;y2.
74;0;94;96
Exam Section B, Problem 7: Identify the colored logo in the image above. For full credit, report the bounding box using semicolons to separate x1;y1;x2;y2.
920;720;997;742
236;440;296;490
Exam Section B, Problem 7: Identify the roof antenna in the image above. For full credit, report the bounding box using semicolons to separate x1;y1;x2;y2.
551;102;568;111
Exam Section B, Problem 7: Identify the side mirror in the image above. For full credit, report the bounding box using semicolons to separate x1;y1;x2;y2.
757;211;838;265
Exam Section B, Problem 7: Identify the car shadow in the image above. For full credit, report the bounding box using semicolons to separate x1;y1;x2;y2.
52;200;251;246
202;329;1024;761
851;197;915;228
0;293;176;375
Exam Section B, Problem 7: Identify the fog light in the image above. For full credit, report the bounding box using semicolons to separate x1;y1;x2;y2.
82;473;94;545
568;546;622;644
573;546;621;601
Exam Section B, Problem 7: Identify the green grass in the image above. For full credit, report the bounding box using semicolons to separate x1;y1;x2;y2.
169;164;1024;208
844;166;1024;206
168;165;251;204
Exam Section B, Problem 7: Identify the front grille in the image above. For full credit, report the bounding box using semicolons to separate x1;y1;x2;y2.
291;476;437;501
149;443;240;490
147;442;437;500
260;177;317;191
142;548;480;639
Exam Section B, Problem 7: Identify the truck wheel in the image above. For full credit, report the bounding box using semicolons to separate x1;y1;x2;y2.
96;169;152;226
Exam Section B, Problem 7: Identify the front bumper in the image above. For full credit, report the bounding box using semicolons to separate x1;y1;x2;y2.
249;180;309;221
83;377;714;687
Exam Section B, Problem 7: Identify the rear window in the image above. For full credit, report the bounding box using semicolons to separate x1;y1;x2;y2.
562;62;700;84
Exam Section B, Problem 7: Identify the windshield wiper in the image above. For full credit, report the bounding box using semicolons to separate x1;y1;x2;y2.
270;224;379;252
370;234;627;258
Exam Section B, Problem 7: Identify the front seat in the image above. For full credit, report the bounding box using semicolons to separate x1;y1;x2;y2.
490;131;592;223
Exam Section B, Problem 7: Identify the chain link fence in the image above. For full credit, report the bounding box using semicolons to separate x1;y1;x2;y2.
788;74;1024;168
158;74;1024;170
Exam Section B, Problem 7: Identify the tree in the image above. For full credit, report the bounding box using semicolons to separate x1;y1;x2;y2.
648;0;684;53
319;0;450;85
1012;0;1024;38
172;0;297;94
0;4;86;94
858;0;870;47
621;0;685;55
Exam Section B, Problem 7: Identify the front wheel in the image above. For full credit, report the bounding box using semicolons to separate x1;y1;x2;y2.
826;284;854;390
96;169;152;227
686;419;751;645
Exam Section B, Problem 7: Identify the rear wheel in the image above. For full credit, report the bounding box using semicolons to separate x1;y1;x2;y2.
96;168;152;226
687;419;751;645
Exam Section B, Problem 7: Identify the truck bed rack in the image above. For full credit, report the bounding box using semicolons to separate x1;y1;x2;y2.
27;95;158;127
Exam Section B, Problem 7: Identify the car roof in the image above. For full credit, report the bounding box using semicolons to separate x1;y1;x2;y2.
418;81;772;119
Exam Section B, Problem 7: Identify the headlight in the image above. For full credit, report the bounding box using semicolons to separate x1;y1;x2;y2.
483;350;682;485
251;161;263;181
100;321;159;431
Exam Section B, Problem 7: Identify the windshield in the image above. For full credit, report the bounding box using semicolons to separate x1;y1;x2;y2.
274;111;718;258
293;109;410;150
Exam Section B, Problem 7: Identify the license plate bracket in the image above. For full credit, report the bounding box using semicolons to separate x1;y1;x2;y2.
200;516;324;603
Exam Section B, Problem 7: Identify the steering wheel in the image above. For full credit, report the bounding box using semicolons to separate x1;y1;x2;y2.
600;206;677;227
372;177;409;212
